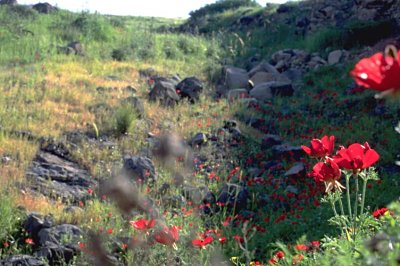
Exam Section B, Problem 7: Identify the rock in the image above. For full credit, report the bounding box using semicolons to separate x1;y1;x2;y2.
1;255;45;266
261;134;283;149
271;144;303;161
227;89;249;101
249;71;290;87
32;2;57;13
182;185;210;204
67;41;84;56
122;156;157;183
277;4;294;13
26;150;97;203
223;120;238;130
38;224;82;246
139;68;156;78
224;66;249;90
0;0;17;5
308;56;327;69
23;213;54;245
148;78;180;107
248;62;279;77
190;132;207;147
282;68;304;83
63;206;83;214
328;50;344;65
35;243;78;265
284;162;306;177
217;183;248;214
176;77;204;102
250;81;293;101
249;83;273;101
121;96;145;118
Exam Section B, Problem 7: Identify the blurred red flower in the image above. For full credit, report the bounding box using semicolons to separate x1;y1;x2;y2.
351;47;400;92
301;135;335;158
130;218;155;231
373;207;390;219
153;226;179;246
192;236;213;248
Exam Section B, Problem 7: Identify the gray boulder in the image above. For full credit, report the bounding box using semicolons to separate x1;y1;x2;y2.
122;156;157;183
148;78;180;107
176;77;204;102
0;0;17;5
250;81;294;101
38;224;82;246
224;66;249;91
0;255;45;266
32;2;57;13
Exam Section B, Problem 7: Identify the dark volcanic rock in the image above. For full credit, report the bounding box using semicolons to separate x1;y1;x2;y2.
23;213;54;246
148;78;180;107
38;224;83;246
176;77;204;103
190;132;208;147
271;144;303;161
261;134;283;149
26;150;97;203
1;255;45;266
32;2;57;13
122;155;157;183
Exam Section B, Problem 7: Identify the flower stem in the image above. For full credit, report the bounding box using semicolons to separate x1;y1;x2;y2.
338;197;345;216
331;202;338;217
345;175;352;218
353;174;359;219
360;178;367;215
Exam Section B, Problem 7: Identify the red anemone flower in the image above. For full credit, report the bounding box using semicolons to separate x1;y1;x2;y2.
301;135;334;158
153;226;179;246
334;142;379;172
192;236;213;248
311;158;343;192
129;218;155;230
372;207;390;219
350;47;400;92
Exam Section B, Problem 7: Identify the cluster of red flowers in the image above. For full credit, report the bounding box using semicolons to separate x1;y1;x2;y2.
129;218;179;246
302;136;379;192
372;207;391;219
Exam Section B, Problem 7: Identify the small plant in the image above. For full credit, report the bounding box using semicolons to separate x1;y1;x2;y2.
114;106;137;136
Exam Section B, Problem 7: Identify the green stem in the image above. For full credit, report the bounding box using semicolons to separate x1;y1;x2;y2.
331;202;338;217
346;175;352;218
353;174;359;219
360;178;367;216
338;197;345;216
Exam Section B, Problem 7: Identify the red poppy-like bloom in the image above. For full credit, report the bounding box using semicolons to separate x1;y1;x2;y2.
301;135;335;158
311;158;344;192
192;236;213;248
276;251;285;259
372;207;390;219
25;238;34;245
295;244;309;251
233;235;244;244
129;218;155;230
350;48;400;92
268;258;278;265
334;142;379;172
218;237;226;245
153;226;179;245
310;240;320;249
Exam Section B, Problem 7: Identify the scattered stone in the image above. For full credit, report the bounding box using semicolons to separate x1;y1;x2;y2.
0;0;17;5
182;185;210;205
38;224;83;246
32;2;57;13
248;61;280;77
122;156;157;183
261;134;283;149
26;149;97;203
190;132;208;147
23;213;54;245
284;162;306;177
148;78;180;107
224;66;249;91
271;144;303;161
249;71;290;87
176;77;204;103
1;255;46;266
328;50;344;65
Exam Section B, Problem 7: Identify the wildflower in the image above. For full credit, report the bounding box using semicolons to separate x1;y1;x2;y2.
130;218;155;230
295;244;309;251
310;158;344;193
301;135;335;158
192;236;213;248
218;237;226;245
276;251;285;259
310;240;320;249
25;238;34;245
233;235;244;244
372;207;390;219
268;258;278;264
334;142;379;172
106;228;113;234
153;226;179;246
350;46;400;93
87;188;93;195
293;254;304;265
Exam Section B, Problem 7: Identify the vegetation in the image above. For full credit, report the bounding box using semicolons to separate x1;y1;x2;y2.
0;0;399;265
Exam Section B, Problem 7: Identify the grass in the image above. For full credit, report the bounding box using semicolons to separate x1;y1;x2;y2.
0;1;399;265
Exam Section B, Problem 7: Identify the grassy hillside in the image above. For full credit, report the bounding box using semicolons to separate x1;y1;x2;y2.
0;1;399;265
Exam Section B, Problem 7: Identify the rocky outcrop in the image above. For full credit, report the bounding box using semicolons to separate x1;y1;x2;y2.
32;2;57;13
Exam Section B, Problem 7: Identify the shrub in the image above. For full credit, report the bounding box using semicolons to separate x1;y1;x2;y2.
114;106;137;136
111;48;127;61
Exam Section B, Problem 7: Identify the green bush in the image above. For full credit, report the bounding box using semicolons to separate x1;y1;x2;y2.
114;106;137;136
305;27;345;52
